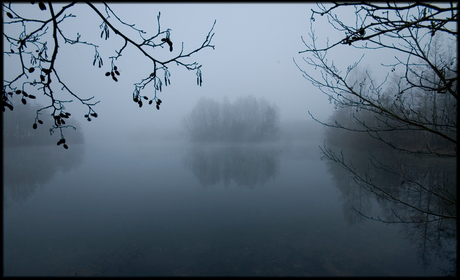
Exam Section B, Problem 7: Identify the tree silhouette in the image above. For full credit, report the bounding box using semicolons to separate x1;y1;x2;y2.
3;2;216;148
294;3;457;223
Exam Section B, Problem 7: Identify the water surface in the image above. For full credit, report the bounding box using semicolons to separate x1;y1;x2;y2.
3;140;455;276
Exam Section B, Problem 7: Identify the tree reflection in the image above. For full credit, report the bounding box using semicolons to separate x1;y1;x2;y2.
3;144;85;208
3;97;86;208
324;145;456;275
182;144;280;189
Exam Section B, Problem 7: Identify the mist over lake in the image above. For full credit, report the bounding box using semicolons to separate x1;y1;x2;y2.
3;118;455;276
3;3;456;277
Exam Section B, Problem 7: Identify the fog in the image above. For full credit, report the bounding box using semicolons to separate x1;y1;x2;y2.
4;3;339;144
3;3;455;277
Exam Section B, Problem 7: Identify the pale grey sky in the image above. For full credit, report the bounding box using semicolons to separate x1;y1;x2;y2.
4;3;372;142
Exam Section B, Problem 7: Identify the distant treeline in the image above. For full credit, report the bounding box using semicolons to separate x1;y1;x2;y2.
3;98;84;147
325;87;457;154
183;95;280;142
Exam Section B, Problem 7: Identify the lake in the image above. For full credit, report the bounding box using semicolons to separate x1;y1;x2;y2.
3;139;456;276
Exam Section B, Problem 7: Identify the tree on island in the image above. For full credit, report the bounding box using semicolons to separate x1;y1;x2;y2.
183;95;280;143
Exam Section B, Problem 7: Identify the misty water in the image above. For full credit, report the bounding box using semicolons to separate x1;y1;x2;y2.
3;136;456;276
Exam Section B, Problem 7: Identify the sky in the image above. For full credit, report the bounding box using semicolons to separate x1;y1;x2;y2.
3;3;371;143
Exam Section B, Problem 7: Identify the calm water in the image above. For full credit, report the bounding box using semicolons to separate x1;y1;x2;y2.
3;140;456;276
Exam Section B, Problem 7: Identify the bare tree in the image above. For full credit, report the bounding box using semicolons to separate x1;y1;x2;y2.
3;2;216;148
294;3;457;223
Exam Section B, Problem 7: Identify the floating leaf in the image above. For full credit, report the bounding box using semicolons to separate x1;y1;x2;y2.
22;91;28;97
38;2;46;10
28;67;35;73
28;94;36;99
105;72;110;76
7;12;13;18
21;98;27;105
90;113;98;118
15;90;21;94
33;123;37;129
149;100;153;105
38;119;43;124
156;104;160;110
63;144;68;149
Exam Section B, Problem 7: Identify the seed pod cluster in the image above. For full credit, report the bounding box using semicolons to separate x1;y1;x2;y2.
106;65;120;81
57;138;68;149
161;37;173;52
33;118;44;129
12;89;36;105
146;97;162;110
154;98;162;110
38;2;46;11
53;111;70;126
84;111;97;121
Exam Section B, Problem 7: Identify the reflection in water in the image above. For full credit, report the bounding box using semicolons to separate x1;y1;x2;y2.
3;144;85;208
183;144;280;189
324;145;456;275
